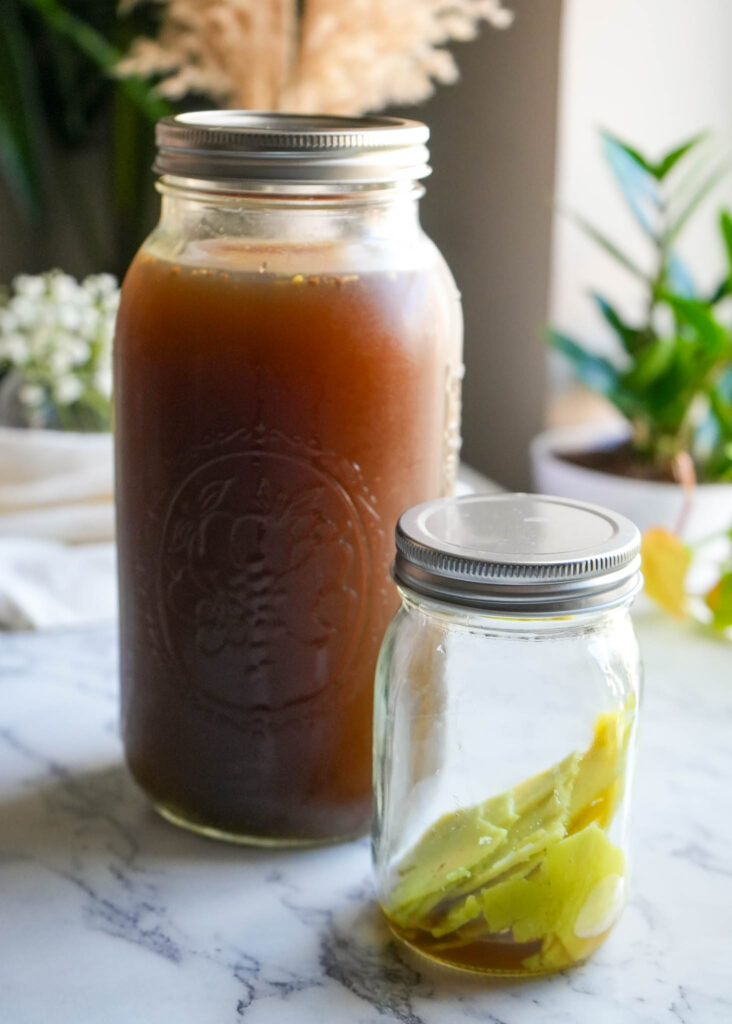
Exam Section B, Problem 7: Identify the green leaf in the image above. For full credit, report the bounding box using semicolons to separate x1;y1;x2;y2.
601;131;660;238
706;439;732;480
566;211;648;280
36;22;107;145
651;135;706;180
599;131;703;181
706;571;732;630
666;253;697;299
548;330;621;395
598;130;655;175
666;161;728;246
592;293;643;353
708;278;730;305
664;295;732;356
720;209;732;267
623;337;676;391
719;366;732;401
0;1;46;219
19;0;171;122
710;210;732;303
709;385;732;435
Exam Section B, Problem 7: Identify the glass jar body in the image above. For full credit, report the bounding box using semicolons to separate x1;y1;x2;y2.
373;591;642;974
114;180;463;845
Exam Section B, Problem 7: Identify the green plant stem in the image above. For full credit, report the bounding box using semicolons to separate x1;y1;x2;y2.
0;0;46;220
19;0;172;123
641;198;701;465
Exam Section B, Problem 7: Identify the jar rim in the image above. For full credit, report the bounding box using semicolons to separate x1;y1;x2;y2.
154;111;431;185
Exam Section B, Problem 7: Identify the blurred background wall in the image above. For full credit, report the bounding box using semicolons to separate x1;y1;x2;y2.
394;0;563;490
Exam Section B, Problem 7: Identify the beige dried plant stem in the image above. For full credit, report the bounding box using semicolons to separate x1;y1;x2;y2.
284;0;512;114
118;0;513;115
118;1;299;109
672;450;697;537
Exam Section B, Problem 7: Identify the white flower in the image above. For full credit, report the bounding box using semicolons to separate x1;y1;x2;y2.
0;310;18;332
12;274;45;300
101;292;121;316
48;345;76;375
54;375;84;404
0;269;119;430
84;273;118;298
69;338;91;364
48;273;80;305
58;305;83;331
0;333;29;364
10;297;40;329
79;307;102;338
98;319;115;348
19;383;45;408
95;365;113;398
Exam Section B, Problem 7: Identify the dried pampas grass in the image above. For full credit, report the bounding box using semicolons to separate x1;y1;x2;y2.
118;0;513;115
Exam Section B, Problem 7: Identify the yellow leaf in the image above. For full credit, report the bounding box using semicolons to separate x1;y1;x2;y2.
641;528;691;618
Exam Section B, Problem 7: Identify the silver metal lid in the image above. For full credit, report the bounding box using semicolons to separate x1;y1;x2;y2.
154;111;431;184
394;494;642;616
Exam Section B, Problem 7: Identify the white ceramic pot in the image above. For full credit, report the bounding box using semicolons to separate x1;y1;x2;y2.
530;422;732;541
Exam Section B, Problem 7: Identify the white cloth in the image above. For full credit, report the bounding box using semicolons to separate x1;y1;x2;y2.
0;427;114;542
0;427;116;629
0;539;116;630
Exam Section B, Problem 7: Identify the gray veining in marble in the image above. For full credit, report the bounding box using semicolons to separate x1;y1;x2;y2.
0;614;730;1023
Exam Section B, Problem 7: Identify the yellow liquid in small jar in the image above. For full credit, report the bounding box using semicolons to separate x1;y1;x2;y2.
386;920;546;976
381;702;634;976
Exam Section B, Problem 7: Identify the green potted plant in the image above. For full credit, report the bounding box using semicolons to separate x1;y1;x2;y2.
532;131;732;539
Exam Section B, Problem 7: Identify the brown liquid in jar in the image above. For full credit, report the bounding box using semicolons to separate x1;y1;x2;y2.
114;247;450;843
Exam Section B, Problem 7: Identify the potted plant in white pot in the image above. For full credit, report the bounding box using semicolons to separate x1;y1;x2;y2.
532;132;732;540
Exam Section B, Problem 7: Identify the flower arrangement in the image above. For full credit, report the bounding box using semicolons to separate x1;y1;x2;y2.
0;271;118;432
117;0;514;114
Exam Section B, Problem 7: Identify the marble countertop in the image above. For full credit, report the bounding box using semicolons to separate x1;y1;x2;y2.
1;614;730;1024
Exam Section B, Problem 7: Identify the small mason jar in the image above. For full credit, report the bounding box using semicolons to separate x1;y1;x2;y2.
373;494;643;975
115;112;462;846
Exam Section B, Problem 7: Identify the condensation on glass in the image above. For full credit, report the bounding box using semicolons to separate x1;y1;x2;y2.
114;112;463;845
373;494;643;975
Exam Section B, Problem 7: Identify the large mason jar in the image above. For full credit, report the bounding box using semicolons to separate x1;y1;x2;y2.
114;112;462;845
373;494;643;975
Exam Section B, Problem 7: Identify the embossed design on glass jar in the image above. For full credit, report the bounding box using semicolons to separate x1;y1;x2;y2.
141;427;382;721
442;361;464;495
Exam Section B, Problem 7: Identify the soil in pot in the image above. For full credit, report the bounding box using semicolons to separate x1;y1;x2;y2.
560;442;677;483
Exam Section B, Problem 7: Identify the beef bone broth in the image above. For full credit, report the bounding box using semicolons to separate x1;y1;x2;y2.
114;246;454;842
